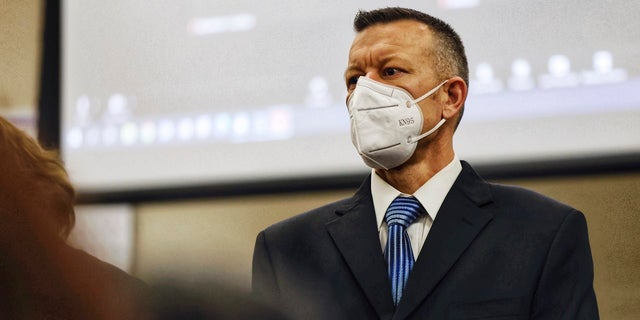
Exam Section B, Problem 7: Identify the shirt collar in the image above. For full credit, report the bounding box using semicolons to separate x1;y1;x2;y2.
371;155;462;230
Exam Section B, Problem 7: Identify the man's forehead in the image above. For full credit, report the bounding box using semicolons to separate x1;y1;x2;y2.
350;20;432;48
353;19;431;38
348;20;433;57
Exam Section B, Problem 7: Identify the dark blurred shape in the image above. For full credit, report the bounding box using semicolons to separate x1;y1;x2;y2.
149;280;287;320
38;0;60;150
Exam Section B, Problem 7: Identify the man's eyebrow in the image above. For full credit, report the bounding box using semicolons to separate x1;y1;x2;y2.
344;64;361;78
343;53;411;79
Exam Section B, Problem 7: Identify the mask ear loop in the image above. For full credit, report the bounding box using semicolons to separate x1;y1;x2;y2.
408;118;446;143
406;80;449;144
405;80;449;107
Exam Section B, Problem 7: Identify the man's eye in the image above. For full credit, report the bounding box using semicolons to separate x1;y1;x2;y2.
382;68;401;77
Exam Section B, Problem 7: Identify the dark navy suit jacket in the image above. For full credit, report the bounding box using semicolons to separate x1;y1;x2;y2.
252;161;599;319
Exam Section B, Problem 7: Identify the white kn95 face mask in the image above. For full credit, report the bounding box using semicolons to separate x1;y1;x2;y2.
347;77;448;170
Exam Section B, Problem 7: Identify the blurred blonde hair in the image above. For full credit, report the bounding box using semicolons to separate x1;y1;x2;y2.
0;116;75;238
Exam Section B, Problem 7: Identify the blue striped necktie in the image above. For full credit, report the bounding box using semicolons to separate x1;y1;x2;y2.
384;196;425;306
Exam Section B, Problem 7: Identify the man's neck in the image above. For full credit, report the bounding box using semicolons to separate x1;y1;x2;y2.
375;147;455;194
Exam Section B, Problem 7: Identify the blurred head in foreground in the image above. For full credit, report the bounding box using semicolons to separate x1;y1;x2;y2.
0;116;151;319
0;115;75;238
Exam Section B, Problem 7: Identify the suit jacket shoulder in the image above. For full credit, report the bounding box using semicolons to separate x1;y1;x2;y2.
455;161;581;224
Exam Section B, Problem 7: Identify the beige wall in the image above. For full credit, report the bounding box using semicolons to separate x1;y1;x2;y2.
0;0;42;110
0;0;41;137
135;190;354;288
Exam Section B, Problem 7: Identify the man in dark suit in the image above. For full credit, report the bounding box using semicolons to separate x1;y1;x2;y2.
252;7;598;319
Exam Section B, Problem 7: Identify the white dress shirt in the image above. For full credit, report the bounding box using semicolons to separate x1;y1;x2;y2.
371;155;462;260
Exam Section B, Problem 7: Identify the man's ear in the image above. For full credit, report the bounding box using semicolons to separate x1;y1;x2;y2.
442;76;467;121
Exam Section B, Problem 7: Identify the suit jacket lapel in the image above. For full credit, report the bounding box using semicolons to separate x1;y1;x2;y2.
326;176;396;319
394;161;496;320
